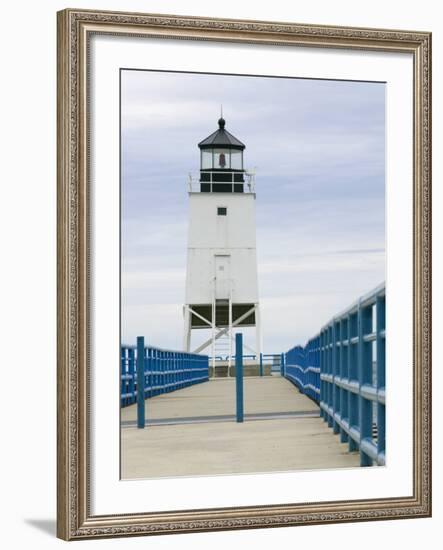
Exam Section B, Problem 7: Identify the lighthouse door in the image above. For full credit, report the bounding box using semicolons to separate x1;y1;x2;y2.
214;255;231;299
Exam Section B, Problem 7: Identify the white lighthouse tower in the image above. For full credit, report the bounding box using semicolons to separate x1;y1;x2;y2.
183;115;261;374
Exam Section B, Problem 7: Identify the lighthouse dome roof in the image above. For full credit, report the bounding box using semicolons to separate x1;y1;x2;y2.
198;117;245;150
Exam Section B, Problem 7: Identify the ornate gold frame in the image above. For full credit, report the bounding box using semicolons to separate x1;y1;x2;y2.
57;8;431;540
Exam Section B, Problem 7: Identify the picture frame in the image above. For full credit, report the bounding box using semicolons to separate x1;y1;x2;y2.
57;8;432;540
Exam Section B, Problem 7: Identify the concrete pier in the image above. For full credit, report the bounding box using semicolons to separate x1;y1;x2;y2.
121;377;360;479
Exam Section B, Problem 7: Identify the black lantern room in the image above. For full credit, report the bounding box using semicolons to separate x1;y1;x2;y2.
198;117;245;192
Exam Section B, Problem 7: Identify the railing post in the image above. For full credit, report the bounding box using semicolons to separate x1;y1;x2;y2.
120;347;126;407
339;319;348;443
358;302;373;466
259;352;263;377
332;321;339;434
136;336;145;429
280;353;285;376
319;331;324;418
316;336;321;402
376;294;386;459
128;347;135;404
146;347;152;398
327;326;333;428
348;313;358;451
235;333;244;423
144;346;149;400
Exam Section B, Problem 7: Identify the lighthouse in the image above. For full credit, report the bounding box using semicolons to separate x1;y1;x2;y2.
183;115;261;374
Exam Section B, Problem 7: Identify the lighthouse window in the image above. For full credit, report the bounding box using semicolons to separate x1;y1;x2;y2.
201;150;212;169
217;207;227;216
214;149;231;169
231;150;243;169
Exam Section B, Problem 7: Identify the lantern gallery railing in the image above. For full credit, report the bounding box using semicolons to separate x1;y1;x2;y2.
120;343;209;408
283;283;386;467
187;170;256;193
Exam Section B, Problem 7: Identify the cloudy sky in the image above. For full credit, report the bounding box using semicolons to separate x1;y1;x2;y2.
121;69;385;353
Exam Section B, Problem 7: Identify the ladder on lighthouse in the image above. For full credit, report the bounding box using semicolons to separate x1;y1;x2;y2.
211;282;233;378
214;332;231;376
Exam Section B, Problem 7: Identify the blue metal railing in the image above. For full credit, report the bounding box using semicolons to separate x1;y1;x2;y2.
284;283;386;467
285;337;321;403
121;343;209;408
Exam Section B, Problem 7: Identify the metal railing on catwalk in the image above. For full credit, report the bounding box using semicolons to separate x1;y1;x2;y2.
120;343;209;408
283;283;386;467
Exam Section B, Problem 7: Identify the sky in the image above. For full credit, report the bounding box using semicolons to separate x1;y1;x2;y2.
121;69;385;353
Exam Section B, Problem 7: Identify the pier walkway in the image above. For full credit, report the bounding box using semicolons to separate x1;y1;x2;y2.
121;377;359;479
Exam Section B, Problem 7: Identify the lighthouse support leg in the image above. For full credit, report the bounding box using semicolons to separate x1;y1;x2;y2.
255;303;263;373
211;298;216;376
183;306;191;352
228;295;233;377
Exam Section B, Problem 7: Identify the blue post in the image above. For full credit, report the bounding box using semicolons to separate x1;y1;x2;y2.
280;353;285;376
348;314;359;451
235;333;244;423
259;352;263;377
136;336;145;429
332;321;340;434
128;347;135;405
358;303;373;466
120;347;126;407
319;331;324;418
376;294;386;459
339;319;349;443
